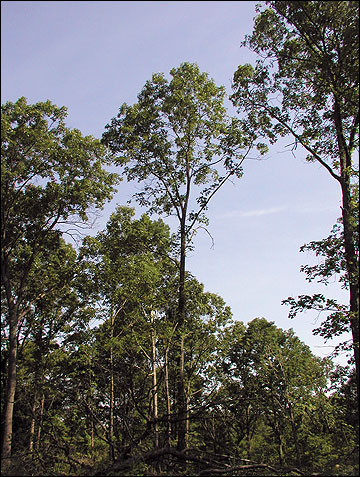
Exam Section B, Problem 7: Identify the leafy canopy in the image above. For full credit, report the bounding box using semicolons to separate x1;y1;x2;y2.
1;96;120;261
231;1;359;175
102;62;255;239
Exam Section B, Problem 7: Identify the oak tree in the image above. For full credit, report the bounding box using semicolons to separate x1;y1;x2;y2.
102;62;257;449
231;0;359;395
1;97;119;467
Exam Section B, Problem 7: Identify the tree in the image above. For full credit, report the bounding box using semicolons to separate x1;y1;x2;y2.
102;62;261;450
283;205;359;363
78;206;174;461
172;277;233;451
221;318;332;470
231;1;359;395
19;240;82;456
88;274;234;476
1;97;119;467
2;239;94;470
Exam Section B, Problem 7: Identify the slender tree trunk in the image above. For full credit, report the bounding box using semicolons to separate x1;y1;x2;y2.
176;219;187;451
246;404;252;460
1;304;18;470
151;311;159;449
278;437;284;467
29;382;42;454
29;325;44;455
34;394;45;451
268;417;284;467
29;399;36;454
276;427;284;467
164;346;171;447
288;404;301;467
185;392;190;439
91;419;94;456
88;355;94;458
109;310;115;462
177;334;186;450
150;312;160;474
334;99;359;399
211;417;217;453
340;181;359;397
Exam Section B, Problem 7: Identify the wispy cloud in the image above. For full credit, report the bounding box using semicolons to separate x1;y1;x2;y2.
219;204;339;220
221;206;287;219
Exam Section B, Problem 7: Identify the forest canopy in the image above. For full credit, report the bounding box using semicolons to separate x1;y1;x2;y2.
1;1;358;476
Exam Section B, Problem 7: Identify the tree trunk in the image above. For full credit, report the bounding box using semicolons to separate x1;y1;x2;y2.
29;324;45;455
29;404;36;454
245;404;252;460
288;404;301;467
151;311;159;449
333;99;359;399
89;414;94;457
340;181;359;397
176;218;187;451
185;393;190;440
176;335;187;450
278;436;284;467
164;346;171;447
29;383;42;454
1;303;19;470
34;394;45;451
276;427;284;467
109;309;115;462
212;417;217;453
268;417;284;467
89;361;94;457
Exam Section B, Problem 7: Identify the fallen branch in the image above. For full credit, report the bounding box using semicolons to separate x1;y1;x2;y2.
97;446;308;476
198;463;280;475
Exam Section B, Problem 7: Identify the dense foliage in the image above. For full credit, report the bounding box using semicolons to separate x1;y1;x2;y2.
102;61;263;452
231;0;359;392
1;1;358;476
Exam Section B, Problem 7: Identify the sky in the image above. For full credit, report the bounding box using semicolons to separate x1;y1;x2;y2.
1;1;351;365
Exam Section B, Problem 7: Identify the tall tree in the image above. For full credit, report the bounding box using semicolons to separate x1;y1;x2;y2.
283;203;359;364
221;318;332;469
79;206;174;459
102;62;260;449
1;97;119;468
231;0;359;395
3;239;92;463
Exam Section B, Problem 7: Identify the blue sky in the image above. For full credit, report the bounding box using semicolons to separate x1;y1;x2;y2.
1;1;350;364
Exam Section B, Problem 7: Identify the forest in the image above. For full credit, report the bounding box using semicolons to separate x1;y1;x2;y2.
1;1;359;476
